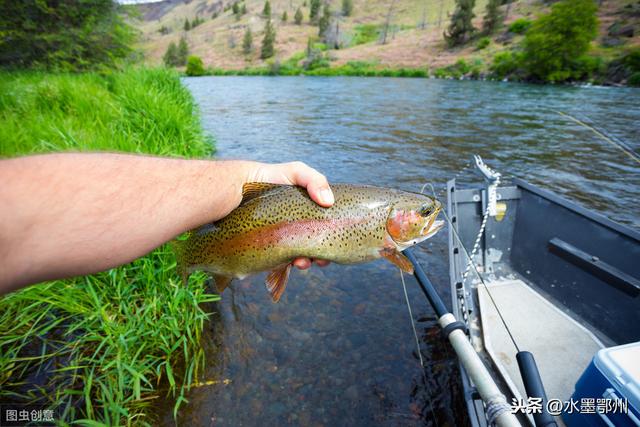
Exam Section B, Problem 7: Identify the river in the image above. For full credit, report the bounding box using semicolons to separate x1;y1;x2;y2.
163;77;639;426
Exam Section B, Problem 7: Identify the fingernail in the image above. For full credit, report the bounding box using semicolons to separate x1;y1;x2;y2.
319;188;334;205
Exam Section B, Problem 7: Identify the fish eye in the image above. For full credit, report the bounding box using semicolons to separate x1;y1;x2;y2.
419;205;433;217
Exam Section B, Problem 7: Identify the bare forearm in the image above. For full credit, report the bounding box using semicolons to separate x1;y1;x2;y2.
0;153;256;292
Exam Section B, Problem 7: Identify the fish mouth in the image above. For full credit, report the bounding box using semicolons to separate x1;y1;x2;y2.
421;219;445;238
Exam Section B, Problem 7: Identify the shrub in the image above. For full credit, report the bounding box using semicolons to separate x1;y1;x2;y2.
629;72;640;86
185;55;205;76
490;51;521;79
294;8;304;24
476;37;491;50
352;24;380;45
508;18;532;34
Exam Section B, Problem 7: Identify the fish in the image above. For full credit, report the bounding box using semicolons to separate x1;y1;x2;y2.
172;183;444;302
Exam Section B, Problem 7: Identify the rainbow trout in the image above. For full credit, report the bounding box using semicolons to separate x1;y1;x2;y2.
173;183;443;302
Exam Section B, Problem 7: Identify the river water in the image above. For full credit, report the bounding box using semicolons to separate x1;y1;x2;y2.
165;77;639;426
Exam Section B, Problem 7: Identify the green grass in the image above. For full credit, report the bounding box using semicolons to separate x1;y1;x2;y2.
0;67;219;425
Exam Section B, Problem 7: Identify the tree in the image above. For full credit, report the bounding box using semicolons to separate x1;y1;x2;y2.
0;0;135;70
184;18;191;31
232;2;240;15
282;11;288;22
261;19;276;59
483;0;502;34
381;0;398;44
185;55;205;76
342;0;353;16
522;0;598;82
177;36;189;65
309;0;321;23
262;0;271;17
243;27;253;54
319;5;331;38
294;8;304;24
163;42;179;66
444;0;476;47
241;4;247;14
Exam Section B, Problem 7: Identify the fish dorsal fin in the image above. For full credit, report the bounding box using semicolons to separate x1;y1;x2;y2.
241;182;282;205
213;274;233;294
379;248;414;274
265;263;292;303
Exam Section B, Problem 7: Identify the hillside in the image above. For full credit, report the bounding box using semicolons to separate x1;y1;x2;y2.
133;0;639;72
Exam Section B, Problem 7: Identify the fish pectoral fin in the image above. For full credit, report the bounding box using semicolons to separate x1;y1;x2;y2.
213;275;233;294
379;248;414;274
241;182;283;205
265;263;292;303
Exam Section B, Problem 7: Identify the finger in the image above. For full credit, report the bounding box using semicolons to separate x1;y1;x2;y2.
314;259;330;267
293;257;311;270
286;162;334;207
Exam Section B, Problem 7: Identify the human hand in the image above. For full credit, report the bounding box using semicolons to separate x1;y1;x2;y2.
245;161;333;270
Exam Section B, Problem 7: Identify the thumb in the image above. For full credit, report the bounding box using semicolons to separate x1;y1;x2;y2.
283;162;334;207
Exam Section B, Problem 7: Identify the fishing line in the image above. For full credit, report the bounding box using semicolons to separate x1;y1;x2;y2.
555;110;640;165
400;269;425;368
398;268;439;425
439;206;521;353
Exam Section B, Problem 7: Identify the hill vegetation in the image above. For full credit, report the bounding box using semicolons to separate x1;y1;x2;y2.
135;0;640;85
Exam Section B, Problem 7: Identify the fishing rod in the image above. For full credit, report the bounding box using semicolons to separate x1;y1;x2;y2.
402;247;521;427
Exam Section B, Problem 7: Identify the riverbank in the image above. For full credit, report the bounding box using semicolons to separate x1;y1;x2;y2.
0;68;218;425
184;57;640;87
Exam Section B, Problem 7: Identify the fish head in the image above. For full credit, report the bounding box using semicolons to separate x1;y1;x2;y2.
386;194;444;249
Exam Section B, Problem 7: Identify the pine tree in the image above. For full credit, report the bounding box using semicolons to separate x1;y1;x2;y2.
241;4;247;14
309;0;321;23
243;27;253;54
177;36;189;65
318;5;331;38
262;0;271;17
282;11;288;22
444;0;476;47
184;18;191;31
294;7;304;24
261;19;276;58
342;0;353;17
232;2;240;15
163;41;179;66
482;0;501;34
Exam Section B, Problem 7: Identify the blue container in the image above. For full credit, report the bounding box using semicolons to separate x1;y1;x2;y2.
563;341;640;427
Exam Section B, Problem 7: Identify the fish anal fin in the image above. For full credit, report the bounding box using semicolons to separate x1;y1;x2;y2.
213;275;233;294
241;182;283;205
379;248;414;274
265;263;292;303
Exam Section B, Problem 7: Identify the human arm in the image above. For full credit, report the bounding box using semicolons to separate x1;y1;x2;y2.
0;153;333;293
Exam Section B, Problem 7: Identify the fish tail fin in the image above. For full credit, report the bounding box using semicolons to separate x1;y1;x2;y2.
170;238;190;285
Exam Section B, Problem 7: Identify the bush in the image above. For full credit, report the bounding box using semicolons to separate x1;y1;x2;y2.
476;37;491;50
629;72;640;86
185;55;205;76
490;51;521;79
522;0;598;82
352;24;381;45
508;18;532;34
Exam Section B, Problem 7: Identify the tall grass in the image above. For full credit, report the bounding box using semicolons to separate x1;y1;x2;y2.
0;67;218;425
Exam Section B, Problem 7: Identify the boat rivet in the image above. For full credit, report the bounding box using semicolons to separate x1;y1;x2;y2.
473;195;480;202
